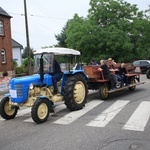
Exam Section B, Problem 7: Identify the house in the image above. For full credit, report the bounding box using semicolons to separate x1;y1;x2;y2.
0;7;13;77
12;39;23;66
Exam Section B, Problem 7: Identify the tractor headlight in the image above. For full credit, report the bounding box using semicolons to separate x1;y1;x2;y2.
29;83;34;90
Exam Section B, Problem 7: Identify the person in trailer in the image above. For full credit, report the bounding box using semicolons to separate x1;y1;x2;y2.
98;60;117;90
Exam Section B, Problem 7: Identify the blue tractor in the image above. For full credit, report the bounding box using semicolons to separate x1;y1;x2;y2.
0;48;88;124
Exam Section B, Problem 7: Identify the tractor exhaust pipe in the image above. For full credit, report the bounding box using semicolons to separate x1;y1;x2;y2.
40;54;44;83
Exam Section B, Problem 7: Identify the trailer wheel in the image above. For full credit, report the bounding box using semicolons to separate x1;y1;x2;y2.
31;98;50;124
99;84;109;100
0;97;18;120
64;74;88;111
129;78;136;91
146;69;150;79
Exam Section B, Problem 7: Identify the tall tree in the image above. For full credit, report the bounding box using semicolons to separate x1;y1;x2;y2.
65;14;103;63
22;47;34;59
55;0;150;62
54;23;68;47
87;0;150;62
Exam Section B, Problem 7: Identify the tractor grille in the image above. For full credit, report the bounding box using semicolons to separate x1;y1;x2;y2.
14;84;23;97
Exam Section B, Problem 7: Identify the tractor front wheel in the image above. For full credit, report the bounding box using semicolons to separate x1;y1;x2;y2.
64;74;88;111
0;97;18;120
31;98;50;124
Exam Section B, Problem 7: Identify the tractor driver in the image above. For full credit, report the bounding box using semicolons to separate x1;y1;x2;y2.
50;59;63;94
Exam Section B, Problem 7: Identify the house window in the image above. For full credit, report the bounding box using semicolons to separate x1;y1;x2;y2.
1;49;6;63
0;21;4;35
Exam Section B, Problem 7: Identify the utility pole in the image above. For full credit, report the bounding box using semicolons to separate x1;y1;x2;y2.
24;0;31;75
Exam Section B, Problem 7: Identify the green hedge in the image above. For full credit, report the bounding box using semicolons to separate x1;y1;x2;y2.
15;66;27;74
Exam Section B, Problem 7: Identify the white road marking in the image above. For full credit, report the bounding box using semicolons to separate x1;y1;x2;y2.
123;101;150;131
17;107;31;116
0;107;31;121
23;117;33;122
53;100;103;125
86;100;129;127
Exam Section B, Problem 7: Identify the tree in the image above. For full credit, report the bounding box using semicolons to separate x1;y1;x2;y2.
87;0;150;62
65;14;103;63
55;25;68;47
22;58;34;67
22;47;34;59
55;0;150;62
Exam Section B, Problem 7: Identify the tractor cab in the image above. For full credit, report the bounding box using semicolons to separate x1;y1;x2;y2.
34;52;55;75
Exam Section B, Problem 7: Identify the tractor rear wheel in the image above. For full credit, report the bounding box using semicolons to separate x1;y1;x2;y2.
64;74;88;111
99;84;109;100
31;98;50;124
0;97;18;120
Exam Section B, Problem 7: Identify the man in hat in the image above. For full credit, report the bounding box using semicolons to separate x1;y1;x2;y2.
108;58;117;69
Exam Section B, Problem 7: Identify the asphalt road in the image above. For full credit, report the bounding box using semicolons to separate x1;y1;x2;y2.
0;75;150;150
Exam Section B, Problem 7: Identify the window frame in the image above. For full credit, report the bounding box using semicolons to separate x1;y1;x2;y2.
1;49;6;64
0;20;4;36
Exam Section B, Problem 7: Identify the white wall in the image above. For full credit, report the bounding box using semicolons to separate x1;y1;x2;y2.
12;47;22;66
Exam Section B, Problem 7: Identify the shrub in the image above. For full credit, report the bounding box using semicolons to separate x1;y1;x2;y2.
22;58;34;67
13;60;18;68
15;67;23;74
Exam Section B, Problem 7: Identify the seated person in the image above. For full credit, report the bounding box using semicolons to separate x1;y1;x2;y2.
98;60;117;90
108;58;122;84
50;59;63;94
91;58;98;65
108;58;117;70
117;63;128;86
100;60;105;65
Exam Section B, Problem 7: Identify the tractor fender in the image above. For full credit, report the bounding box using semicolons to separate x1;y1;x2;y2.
36;96;54;112
61;70;88;95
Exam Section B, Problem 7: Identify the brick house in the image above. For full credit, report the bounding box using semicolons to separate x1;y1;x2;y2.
0;7;13;77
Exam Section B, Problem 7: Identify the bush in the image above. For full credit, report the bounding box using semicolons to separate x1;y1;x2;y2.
15;67;23;74
15;66;27;73
13;60;18;68
22;67;28;73
22;58;34;67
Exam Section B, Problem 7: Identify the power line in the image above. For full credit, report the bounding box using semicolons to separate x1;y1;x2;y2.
7;12;69;20
27;0;69;27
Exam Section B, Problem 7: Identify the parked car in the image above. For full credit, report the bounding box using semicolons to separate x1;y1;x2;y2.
133;60;150;79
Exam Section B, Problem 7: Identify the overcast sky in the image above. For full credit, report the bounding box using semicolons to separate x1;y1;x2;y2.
0;0;150;49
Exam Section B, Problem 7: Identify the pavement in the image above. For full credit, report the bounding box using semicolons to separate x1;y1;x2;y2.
0;90;8;95
0;90;8;99
0;77;10;96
